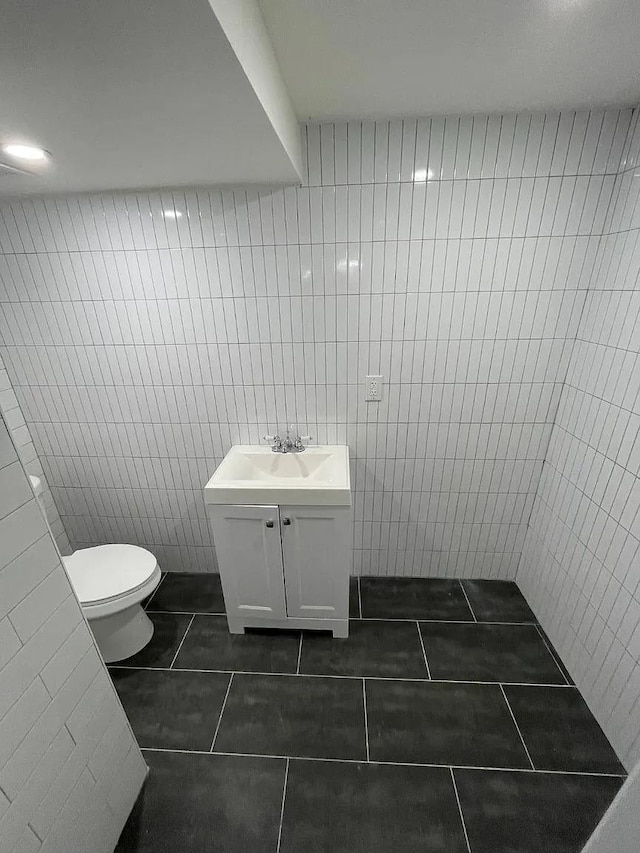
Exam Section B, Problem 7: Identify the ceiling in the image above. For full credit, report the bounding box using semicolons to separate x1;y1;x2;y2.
0;0;301;195
258;0;640;120
2;0;639;197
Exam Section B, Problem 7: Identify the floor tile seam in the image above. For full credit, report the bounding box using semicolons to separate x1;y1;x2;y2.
362;678;370;762
295;634;303;675
143;573;167;610
534;624;571;685
275;757;290;853
145;610;540;625
137;747;627;778
362;618;540;624
208;672;234;752
108;665;577;687
416;621;432;678
147;609;226;615
458;580;478;622
357;577;363;619
499;684;536;770
450;767;472;853
168;614;196;668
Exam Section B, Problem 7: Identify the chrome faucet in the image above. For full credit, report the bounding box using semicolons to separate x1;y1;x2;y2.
263;434;284;452
263;426;312;453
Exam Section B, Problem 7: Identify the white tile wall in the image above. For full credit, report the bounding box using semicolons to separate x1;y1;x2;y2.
583;759;640;852
0;109;632;576
518;109;640;770
0;353;70;556
0;410;146;853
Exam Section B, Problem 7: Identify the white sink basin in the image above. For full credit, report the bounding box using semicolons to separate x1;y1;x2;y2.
204;445;351;506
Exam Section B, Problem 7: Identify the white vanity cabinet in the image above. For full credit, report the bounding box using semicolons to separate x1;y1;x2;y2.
208;504;352;637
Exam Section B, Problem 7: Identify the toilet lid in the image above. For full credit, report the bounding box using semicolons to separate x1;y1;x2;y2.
63;544;158;605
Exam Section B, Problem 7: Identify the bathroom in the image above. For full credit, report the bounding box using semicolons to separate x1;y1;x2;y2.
1;0;640;851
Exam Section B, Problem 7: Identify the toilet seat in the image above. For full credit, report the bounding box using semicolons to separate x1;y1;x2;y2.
63;544;161;619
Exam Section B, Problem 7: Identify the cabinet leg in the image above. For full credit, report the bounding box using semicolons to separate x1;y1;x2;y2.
332;623;349;638
226;616;245;635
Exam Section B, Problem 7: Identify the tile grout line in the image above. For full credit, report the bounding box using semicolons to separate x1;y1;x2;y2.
147;610;227;616
500;684;536;770
168;613;195;668
534;624;571;685
144;573;167;611
450;768;472;853
209;672;234;752
108;664;577;688
138;747;627;779
458;580;477;622
295;634;303;675
362;678;370;762
145;610;539;626
275;757;290;853
416;622;432;679
357;577;363;619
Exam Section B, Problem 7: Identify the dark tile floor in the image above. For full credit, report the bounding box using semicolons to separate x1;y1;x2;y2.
114;574;625;853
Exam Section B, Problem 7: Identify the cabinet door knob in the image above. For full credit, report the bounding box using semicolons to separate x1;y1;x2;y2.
282;517;291;525
265;520;274;528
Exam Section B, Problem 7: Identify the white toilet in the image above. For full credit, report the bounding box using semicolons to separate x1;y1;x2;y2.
30;475;161;662
63;544;161;663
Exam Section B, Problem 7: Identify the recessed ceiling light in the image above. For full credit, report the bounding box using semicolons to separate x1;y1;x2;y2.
1;143;50;162
162;209;182;219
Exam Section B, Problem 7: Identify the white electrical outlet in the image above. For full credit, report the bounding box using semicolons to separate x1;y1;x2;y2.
365;375;384;402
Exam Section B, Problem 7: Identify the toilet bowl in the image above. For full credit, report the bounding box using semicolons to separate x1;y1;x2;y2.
62;544;161;662
29;474;161;662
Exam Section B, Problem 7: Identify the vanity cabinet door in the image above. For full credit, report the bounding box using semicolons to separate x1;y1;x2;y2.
209;505;287;625
280;506;351;620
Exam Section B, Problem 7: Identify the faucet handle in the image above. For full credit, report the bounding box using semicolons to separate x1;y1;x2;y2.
289;425;311;439
293;433;312;450
263;434;283;451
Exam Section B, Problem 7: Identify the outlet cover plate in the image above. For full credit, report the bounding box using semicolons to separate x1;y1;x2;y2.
365;375;384;402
